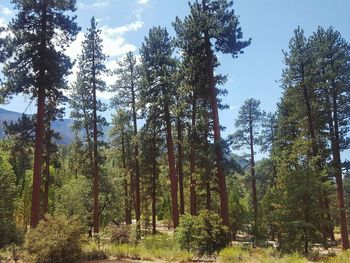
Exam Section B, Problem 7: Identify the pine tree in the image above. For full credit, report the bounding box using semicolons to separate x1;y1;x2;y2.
70;17;107;233
111;51;141;231
173;0;250;226
139;116;163;234
230;98;263;238
310;27;350;250
110;109;133;225
2;0;79;228
140;26;179;227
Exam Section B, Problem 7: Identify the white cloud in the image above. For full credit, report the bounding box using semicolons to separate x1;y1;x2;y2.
0;5;12;16
102;20;144;35
0;17;7;28
101;29;137;57
229;105;240;110
78;0;109;8
137;0;149;5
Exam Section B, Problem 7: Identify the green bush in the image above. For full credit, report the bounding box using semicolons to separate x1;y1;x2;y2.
0;153;23;248
142;234;176;250
25;215;83;263
109;225;131;244
176;213;200;252
176;210;230;255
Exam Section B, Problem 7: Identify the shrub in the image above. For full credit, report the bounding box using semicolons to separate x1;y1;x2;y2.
142;234;176;250
25;215;83;263
176;210;230;255
0;153;23;248
110;225;131;244
176;213;200;252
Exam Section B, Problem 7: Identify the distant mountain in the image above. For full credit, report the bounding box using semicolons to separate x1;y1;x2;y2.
0;108;111;144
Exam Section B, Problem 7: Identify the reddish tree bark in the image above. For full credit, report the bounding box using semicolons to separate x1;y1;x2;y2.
177;118;185;215
329;87;349;250
190;99;197;216
204;31;229;227
164;105;179;228
31;0;47;228
42;150;50;216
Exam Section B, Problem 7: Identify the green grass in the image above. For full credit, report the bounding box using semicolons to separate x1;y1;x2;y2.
82;234;193;262
81;234;349;263
218;246;308;263
326;250;350;263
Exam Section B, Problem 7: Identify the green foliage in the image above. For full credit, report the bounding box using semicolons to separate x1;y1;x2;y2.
25;215;83;263
2;0;79;99
0;151;23;248
176;213;200;252
264;139;324;253
55;175;91;224
227;173;249;238
176;210;229;255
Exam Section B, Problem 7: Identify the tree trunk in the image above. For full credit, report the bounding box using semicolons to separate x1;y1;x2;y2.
164;105;179;228
301;67;332;244
204;28;229;227
330;87;349;250
206;179;211;210
121;128;132;225
249;110;258;233
190;99;197;215
177;118;185;215
92;36;99;234
31;0;47;228
131;81;141;228
42;147;50;216
126;136;135;223
152;129;157;235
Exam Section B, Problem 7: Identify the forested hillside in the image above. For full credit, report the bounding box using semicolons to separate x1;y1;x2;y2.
0;0;350;262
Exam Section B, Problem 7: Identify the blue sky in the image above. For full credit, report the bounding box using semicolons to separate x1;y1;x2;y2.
1;0;350;158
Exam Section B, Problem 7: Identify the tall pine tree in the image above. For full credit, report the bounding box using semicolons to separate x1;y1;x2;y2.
2;0;79;228
174;0;250;225
70;17;107;234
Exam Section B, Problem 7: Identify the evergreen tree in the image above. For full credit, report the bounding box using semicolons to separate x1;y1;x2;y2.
140;26;179;227
230;98;263;238
2;0;79;228
111;51;141;231
0;149;22;248
139;116;163;234
173;0;250;226
310;27;350;249
69;17;107;234
109;109;133;225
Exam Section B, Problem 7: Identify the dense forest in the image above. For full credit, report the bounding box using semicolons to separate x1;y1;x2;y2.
0;0;350;262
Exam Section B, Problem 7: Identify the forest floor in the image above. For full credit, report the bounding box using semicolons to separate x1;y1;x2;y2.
83;260;157;263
